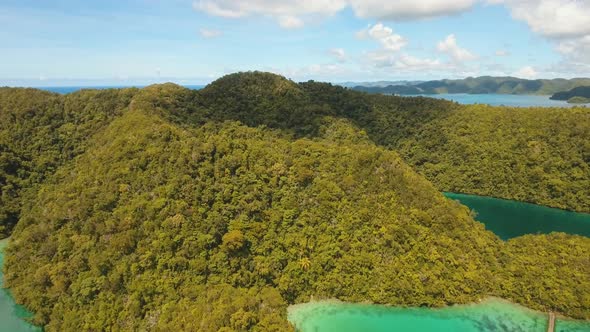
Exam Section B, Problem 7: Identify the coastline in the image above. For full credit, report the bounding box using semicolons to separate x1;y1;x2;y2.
443;191;590;216
287;297;590;332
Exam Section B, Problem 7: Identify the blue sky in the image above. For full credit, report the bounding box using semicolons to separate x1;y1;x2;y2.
1;0;589;86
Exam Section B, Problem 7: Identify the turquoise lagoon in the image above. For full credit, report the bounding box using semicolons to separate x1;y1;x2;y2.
288;299;590;332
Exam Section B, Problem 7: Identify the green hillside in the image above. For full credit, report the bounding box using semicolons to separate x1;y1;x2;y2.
353;76;590;95
392;105;590;212
551;86;590;104
1;73;589;331
0;87;138;237
5;91;504;330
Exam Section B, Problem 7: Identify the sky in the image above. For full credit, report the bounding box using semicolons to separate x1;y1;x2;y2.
1;0;590;86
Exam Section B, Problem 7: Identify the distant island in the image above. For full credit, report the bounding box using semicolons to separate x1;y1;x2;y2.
351;76;590;96
550;86;590;104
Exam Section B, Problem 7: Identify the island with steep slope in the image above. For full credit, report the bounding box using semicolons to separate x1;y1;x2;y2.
352;76;590;95
1;72;589;331
550;86;590;104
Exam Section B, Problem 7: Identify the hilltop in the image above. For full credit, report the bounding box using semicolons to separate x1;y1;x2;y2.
551;86;590;104
1;72;589;331
352;76;590;95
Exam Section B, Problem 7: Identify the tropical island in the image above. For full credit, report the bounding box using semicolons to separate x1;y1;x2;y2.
550;86;590;104
1;72;589;331
351;76;590;96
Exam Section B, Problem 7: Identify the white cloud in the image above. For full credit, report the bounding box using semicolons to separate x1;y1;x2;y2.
487;1;590;71
199;28;223;38
350;0;476;20
194;0;477;28
436;34;477;62
489;0;590;39
278;15;304;29
393;54;442;70
328;48;347;62
495;49;509;57
363;50;395;68
556;36;590;65
514;65;537;79
273;63;353;81
362;49;445;73
357;23;407;52
194;0;347;27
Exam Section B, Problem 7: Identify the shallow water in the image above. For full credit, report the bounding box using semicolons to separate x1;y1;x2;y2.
0;239;41;332
288;299;590;332
406;93;582;107
444;193;590;240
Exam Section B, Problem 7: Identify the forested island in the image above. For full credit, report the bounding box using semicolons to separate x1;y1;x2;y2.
352;76;590;95
1;72;589;331
550;86;590;104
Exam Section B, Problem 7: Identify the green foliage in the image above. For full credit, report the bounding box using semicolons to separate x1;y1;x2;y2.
222;230;246;252
499;234;590;319
354;76;590;95
2;73;590;331
551;86;590;101
393;105;590;212
0;87;138;238
567;97;590;104
5;105;502;330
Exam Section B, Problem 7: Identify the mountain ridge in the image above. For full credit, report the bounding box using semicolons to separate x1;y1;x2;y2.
351;76;590;95
1;73;589;331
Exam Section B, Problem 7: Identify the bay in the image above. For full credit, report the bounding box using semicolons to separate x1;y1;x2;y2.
444;193;590;240
407;93;581;107
288;298;590;332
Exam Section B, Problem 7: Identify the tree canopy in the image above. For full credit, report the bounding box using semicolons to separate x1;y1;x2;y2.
1;72;589;331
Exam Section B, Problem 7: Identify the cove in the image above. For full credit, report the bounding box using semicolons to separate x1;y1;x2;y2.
0;239;41;332
288;299;590;332
406;93;577;107
444;193;590;240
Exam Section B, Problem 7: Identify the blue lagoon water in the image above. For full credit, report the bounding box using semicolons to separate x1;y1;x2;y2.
444;193;590;240
288;299;590;332
408;93;580;107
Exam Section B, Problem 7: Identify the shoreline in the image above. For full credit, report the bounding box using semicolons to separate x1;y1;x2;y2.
288;297;590;330
443;191;590;216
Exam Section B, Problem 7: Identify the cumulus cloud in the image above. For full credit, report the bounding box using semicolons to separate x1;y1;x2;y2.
328;48;347;62
393;54;442;70
488;0;590;70
194;0;347;27
437;34;477;62
489;0;590;39
194;0;478;28
350;0;476;20
363;50;395;68
495;49;509;57
277;15;304;29
555;36;590;70
514;65;537;79
357;23;407;51
274;63;352;81
356;22;458;74
362;49;445;73
199;28;223;38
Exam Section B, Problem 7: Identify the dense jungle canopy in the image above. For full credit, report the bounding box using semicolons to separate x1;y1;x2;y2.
0;72;588;331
